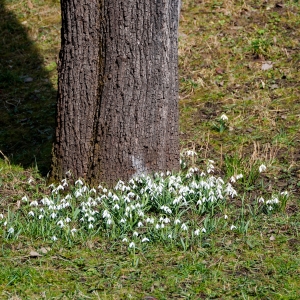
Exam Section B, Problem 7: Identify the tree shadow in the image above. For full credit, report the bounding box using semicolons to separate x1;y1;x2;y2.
0;0;57;175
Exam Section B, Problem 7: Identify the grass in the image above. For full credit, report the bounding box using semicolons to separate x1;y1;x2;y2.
0;0;300;299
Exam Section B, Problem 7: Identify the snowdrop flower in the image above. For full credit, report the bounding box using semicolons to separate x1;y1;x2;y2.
71;228;77;235
137;221;143;228
57;220;64;228
185;150;197;157
0;213;4;219
160;205;172;214
122;238;128;242
168;233;172;239
88;223;94;229
236;174;243;180
38;214;44;220
88;216;95;222
8;227;14;234
61;178;68;187
146;217;154;224
155;224;161;230
51;236;57;241
90;188;96;194
137;210;144;217
174;219;181;225
75;190;82;198
4;221;7;226
28;211;34;217
106;219;112;225
202;228;206;233
22;196;28;202
28;177;34;184
66;170;72;176
65;217;71;223
142;237;149;243
259;164;267;173
230;176;236;183
113;204;120;210
30;200;38;207
133;231;139;237
230;225;237;230
75;179;83;185
103;188;107;193
194;229;200;236
120;218;126;224
129;242;135;248
181;223;188;231
224;214;228;220
258;197;265;203
220;114;228;121
102;210;111;218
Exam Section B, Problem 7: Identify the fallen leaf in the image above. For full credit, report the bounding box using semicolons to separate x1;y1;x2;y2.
40;247;49;254
29;250;42;258
27;0;34;9
261;62;273;71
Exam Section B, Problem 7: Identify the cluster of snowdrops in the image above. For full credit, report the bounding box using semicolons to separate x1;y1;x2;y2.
0;151;289;251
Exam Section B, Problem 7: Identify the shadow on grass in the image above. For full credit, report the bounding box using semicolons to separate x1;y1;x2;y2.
0;0;57;175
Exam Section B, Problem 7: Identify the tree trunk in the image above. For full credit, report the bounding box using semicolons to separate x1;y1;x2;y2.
51;0;180;187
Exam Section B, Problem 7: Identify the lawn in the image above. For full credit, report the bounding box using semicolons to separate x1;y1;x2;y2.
0;0;299;299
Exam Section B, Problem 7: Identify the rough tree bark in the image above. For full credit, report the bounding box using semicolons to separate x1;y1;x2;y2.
50;0;180;187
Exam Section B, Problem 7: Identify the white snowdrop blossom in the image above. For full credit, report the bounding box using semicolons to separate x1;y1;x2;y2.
38;214;44;220
133;231;139;237
57;220;64;228
122;238;128;242
142;237;149;243
106;219;112;225
160;205;172;214
88;216;95;222
113;204;120;210
155;224;161;230
224;214;228;220
8;227;14;234
137;221;143;228
202;228;206;233
184;150;197;157
146;217;154;224
51;236;58;241
65;217;71;223
174;219;181;225
30;200;38;207
102;210;111;218
22;196;28;202
28;211;34;217
129;242;135;248
0;213;4;219
230;225;237;230
71;228;77;235
61;178;68;187
75;179;83;185
258;197;265;203
194;229;200;236
88;223;94;229
181;223;188;231
220;114;228;121
259;164;267;173
120;218;126;224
